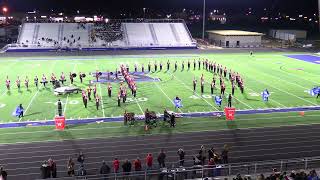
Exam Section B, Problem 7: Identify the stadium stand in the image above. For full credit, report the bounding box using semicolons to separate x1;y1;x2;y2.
8;20;196;52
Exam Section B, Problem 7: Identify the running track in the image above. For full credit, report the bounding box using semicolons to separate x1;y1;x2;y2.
1;124;320;179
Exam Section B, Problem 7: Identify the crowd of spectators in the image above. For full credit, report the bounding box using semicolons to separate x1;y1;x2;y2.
234;169;320;180
37;145;229;179
91;21;123;43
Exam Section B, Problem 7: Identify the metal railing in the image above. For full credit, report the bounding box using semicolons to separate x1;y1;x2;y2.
33;156;320;180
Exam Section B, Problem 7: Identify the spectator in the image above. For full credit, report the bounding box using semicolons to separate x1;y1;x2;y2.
207;158;215;177
308;170;319;180
146;153;153;170
122;159;132;175
67;157;75;176
40;161;49;179
177;148;185;166
199;145;206;165
221;144;229;164
0;166;7;180
133;157;142;171
48;158;57;178
113;158;120;173
100;161;111;180
77;164;87;177
157;149;166;168
77;151;85;165
208;147;215;160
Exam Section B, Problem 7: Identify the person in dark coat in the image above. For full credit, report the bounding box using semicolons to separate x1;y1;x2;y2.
177;148;185;166
57;99;63;116
0;166;7;180
157;149;166;168
122;159;132;175
40;161;49;179
100;161;111;180
77;151;85;165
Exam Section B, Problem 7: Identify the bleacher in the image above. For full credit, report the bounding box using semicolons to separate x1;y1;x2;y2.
9;20;196;52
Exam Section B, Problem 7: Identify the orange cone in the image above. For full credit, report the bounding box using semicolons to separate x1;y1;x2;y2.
299;111;305;116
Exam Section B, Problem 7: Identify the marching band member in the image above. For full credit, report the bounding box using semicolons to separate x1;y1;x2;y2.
5;76;10;90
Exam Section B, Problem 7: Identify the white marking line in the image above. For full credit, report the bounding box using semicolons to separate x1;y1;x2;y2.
232;59;318;106
257;68;313;91
19;90;39;122
63;95;69;115
153;81;183;113
134;98;144;114
246;74;318;106
169;72;218;111
64;64;77;115
94;62;105;117
98;84;105;117
18;61;57;121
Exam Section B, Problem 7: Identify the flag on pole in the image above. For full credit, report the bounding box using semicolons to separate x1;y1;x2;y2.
308;87;320;96
12;106;23;117
215;96;222;106
173;98;183;108
261;89;270;102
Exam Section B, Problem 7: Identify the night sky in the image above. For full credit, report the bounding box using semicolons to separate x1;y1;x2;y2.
2;0;318;15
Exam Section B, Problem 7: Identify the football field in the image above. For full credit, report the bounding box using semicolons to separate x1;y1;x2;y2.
0;52;319;123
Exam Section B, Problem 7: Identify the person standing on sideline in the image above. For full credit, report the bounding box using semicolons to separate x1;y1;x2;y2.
100;161;110;180
177;148;185;166
134;157;142;172
67;157;75;177
57;99;63;116
113;158;120;173
157;149;166;168
77;152;85;165
228;94;232;107
146;153;153;170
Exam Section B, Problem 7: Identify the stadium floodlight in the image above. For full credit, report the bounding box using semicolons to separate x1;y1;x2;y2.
2;7;8;13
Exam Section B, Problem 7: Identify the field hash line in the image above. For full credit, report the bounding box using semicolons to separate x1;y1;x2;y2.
169;72;219;111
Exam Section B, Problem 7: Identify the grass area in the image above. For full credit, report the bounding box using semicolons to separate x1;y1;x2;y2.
0;52;319;144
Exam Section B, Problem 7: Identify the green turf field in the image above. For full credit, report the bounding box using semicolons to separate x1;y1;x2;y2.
0;52;319;123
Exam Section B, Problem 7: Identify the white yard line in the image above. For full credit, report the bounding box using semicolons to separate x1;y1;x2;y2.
246;74;318;106
63;64;77;115
63;95;69;115
19;61;58;122
169;72;219;111
20;90;39;122
153;81;183;113
94;61;106;117
134;98;144;114
98;83;105;117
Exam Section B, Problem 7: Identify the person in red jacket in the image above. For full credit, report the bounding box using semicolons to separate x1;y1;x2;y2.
133;157;142;171
113;158;120;173
145;153;153;170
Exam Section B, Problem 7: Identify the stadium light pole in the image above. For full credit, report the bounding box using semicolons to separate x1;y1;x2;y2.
202;0;206;40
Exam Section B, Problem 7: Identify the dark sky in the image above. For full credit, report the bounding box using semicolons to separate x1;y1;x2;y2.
2;0;318;15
